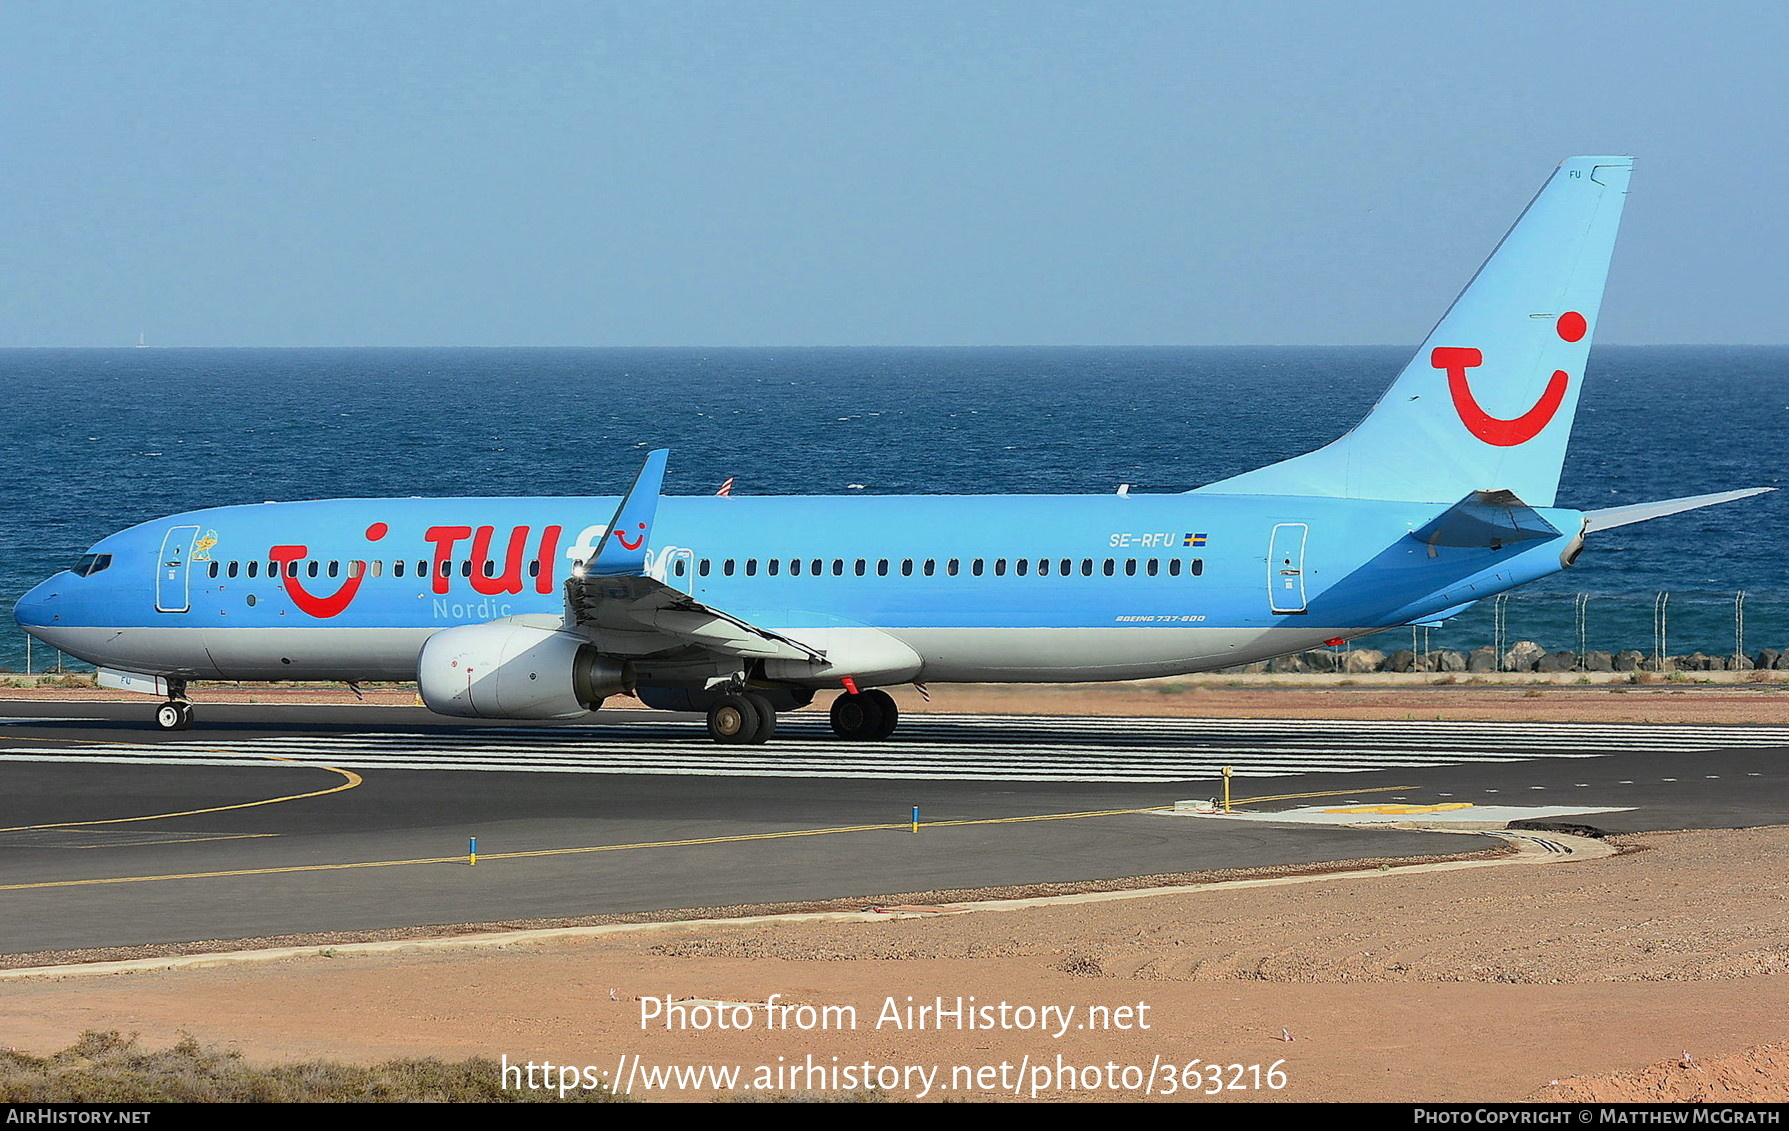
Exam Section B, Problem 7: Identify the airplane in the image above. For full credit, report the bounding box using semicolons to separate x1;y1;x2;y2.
12;156;1773;743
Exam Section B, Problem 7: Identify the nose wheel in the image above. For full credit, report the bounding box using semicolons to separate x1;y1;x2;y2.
155;701;193;731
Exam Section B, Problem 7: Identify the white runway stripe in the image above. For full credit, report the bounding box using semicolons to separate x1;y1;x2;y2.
1;714;1781;782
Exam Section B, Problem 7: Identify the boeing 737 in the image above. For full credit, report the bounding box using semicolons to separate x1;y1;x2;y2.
12;156;1771;742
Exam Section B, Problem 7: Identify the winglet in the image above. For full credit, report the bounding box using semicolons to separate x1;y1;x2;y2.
588;449;670;577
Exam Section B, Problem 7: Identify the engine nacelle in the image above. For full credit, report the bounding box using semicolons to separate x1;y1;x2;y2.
418;623;630;720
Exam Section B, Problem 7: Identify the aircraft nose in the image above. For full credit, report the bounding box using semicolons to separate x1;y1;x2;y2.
13;576;58;632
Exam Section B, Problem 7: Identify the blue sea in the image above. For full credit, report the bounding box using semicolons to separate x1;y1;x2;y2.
3;346;1785;672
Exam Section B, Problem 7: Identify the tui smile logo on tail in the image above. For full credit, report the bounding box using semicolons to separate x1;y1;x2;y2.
1435;312;1586;447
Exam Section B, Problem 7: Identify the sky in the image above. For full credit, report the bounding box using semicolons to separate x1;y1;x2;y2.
2;1;1786;347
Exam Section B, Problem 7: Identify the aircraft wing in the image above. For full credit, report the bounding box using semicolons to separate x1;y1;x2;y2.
565;572;824;661
561;449;826;663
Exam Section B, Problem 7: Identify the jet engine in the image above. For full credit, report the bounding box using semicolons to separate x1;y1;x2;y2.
417;622;630;720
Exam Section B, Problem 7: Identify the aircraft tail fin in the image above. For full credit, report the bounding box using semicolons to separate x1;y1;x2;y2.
1196;156;1634;507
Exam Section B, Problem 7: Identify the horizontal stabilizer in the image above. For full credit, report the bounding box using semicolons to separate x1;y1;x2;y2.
1583;487;1775;532
1410;490;1561;549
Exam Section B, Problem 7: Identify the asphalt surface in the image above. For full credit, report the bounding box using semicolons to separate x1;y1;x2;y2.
3;699;1785;954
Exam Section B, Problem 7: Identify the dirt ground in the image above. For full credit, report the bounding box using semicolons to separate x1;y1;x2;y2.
4;681;1788;1103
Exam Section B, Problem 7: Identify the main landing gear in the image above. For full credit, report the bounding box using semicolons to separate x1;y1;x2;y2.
830;688;898;740
706;692;778;745
155;700;193;731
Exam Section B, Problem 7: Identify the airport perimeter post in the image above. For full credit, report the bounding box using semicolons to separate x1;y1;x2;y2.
1223;767;1232;813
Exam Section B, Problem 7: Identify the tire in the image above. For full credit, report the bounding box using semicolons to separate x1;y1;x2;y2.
863;689;899;739
155;702;191;731
707;694;760;744
742;693;777;744
829;690;885;740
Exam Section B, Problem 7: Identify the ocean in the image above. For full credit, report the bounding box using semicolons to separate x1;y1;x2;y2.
3;346;1785;673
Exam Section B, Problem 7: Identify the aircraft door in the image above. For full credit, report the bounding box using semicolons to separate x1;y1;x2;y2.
1267;523;1309;615
156;525;200;613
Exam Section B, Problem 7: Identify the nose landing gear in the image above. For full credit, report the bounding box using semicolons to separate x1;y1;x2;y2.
153;677;192;731
155;700;193;731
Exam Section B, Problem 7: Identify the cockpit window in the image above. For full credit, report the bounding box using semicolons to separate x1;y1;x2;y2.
73;553;113;577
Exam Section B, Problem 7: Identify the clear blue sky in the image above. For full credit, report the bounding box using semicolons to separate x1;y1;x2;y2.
3;1;1785;346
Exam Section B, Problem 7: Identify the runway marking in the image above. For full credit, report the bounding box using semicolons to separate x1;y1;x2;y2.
0;787;1401;891
2;715;1784;784
0;736;363;832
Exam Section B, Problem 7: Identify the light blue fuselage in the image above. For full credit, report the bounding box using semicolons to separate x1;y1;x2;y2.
16;491;1580;685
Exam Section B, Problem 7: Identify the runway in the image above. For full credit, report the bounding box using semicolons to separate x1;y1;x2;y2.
2;701;1785;954
8;707;1789;781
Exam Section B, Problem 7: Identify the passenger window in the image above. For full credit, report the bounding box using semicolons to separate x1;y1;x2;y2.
1102;559;1114;576
460;561;472;577
308;561;320;578
946;558;959;576
437;560;450;578
350;561;364;578
766;559;778;576
789;559;801;576
371;560;383;578
1060;558;1071;576
1037;559;1049;576
877;559;889;576
1081;559;1094;576
811;559;822;575
1168;559;1181;577
923;559;935;576
854;559;866;576
972;559;984;576
901;559;913;576
674;559;687;577
1015;559;1028;576
698;559;711;576
832;559;844;576
208;561;220;578
393;560;405;578
745;559;757;576
723;559;736;576
247;560;259;578
994;559;1006;576
1191;558;1205;576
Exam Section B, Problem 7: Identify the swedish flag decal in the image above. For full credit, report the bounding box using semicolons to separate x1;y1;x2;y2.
1183;532;1207;547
